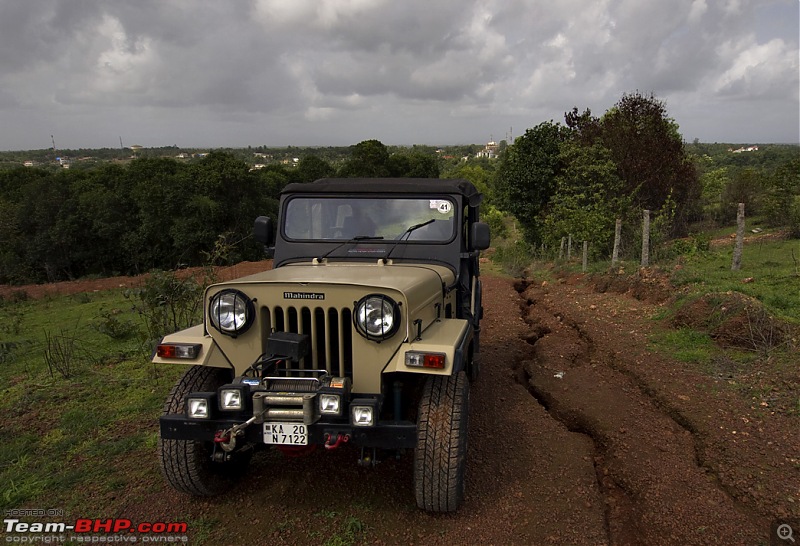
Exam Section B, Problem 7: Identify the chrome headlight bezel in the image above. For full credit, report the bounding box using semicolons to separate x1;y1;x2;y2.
319;394;342;416
208;289;255;336
353;294;401;341
350;398;379;427
186;394;214;420
219;387;245;411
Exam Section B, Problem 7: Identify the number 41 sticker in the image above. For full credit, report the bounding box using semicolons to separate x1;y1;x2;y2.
430;200;452;214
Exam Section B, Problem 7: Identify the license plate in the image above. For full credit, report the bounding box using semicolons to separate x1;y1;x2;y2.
263;423;308;445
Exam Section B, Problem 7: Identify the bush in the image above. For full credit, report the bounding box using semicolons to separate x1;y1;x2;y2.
93;309;138;341
483;206;509;240
658;233;711;261
125;270;208;349
493;239;533;277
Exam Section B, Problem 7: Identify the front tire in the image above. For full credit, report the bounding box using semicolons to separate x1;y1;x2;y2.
158;365;250;496
414;371;469;512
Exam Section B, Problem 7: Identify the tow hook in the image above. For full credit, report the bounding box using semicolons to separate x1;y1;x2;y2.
214;429;237;452
214;413;261;452
324;433;350;450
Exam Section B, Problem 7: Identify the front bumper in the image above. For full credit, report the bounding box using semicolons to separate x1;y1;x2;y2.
160;414;417;449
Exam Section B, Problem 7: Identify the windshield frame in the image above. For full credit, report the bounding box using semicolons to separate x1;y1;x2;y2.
281;195;458;245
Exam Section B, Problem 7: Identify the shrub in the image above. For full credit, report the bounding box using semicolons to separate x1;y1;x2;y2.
93;308;138;340
125;270;206;349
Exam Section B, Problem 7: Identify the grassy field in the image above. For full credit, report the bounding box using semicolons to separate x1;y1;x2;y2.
0;289;184;512
671;235;800;322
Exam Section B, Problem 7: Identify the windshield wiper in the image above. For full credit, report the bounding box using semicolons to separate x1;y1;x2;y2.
318;235;384;262
383;219;435;263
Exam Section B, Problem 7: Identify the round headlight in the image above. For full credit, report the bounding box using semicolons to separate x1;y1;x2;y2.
209;289;255;336
354;294;400;341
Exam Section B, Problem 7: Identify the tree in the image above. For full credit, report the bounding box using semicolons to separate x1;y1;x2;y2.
494;121;568;242
698;167;730;225
720;167;763;223
598;92;700;236
387;152;439;178
763;157;800;236
338;140;391;177
542;142;627;255
126;158;186;271
564;107;602;146
181;152;266;264
294;155;334;184
71;164;136;276
445;164;492;202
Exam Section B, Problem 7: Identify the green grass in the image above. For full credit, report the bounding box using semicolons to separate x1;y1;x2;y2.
671;237;800;323
649;328;716;365
0;289;184;512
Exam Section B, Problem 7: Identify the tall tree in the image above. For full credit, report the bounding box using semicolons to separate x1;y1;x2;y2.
720;167;763;223
387;151;440;178
294;155;335;184
763;157;800;236
542;142;627;254
338;140;391;177
494;121;568;242
598;92;700;236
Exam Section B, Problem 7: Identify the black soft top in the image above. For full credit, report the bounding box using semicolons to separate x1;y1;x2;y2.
281;178;483;207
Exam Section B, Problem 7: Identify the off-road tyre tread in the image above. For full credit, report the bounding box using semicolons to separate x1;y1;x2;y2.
158;365;245;496
414;371;469;512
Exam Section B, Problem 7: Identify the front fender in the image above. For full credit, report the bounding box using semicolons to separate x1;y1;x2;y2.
382;319;472;377
151;324;233;370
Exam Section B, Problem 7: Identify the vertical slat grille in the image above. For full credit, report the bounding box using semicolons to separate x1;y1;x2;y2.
266;305;353;379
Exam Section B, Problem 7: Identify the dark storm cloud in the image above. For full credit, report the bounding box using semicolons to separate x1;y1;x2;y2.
0;0;796;149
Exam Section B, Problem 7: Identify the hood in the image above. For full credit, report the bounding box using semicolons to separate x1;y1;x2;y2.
218;261;456;298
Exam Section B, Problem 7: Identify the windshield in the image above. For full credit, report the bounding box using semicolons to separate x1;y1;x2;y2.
284;196;456;242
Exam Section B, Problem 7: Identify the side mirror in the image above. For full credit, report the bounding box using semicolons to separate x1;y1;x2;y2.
471;222;491;251
254;216;274;246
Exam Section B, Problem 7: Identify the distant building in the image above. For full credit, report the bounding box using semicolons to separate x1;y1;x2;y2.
23;160;34;167
476;140;499;159
729;145;759;153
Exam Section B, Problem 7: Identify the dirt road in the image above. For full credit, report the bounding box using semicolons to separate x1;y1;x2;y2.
7;267;797;544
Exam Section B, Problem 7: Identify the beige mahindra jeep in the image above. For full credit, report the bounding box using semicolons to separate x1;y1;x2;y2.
154;178;490;512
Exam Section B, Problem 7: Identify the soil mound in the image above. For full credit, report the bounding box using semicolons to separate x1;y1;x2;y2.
588;268;675;305
673;292;796;352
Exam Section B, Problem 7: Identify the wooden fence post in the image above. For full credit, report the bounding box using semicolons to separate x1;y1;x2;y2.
732;202;745;270
582;241;588;272
611;218;622;267
567;234;572;260
641;210;650;267
559;237;565;260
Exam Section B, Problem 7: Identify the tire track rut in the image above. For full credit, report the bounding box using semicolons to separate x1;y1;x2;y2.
513;279;766;545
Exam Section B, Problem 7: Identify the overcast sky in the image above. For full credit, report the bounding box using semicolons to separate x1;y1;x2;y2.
0;0;797;151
